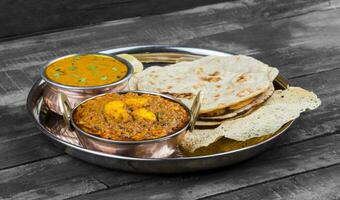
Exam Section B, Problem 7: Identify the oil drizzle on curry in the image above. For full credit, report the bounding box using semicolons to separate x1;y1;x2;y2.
45;54;128;87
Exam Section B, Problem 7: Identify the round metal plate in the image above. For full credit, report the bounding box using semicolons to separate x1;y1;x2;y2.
27;45;291;173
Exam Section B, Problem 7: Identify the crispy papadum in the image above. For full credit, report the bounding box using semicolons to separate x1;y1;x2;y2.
180;87;321;152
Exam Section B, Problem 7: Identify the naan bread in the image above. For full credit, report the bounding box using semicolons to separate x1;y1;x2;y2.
180;87;321;152
132;55;279;113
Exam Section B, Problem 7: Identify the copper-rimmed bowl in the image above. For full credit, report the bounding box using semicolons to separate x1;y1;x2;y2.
41;53;133;115
60;90;192;158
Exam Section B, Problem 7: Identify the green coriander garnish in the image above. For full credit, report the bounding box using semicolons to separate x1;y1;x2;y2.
52;72;62;78
74;55;81;60
100;75;108;80
88;66;97;71
68;66;77;71
79;77;87;83
156;112;161;121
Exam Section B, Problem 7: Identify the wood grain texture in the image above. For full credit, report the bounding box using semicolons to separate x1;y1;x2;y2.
0;0;339;199
206;164;340;200
0;0;337;171
70;134;340;200
0;134;62;169
180;4;340;79
0;0;228;39
0;105;39;143
0;155;151;199
0;0;338;105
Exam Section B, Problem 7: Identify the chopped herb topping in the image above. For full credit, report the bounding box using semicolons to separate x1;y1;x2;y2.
46;54;127;87
52;72;62;78
156;112;161;121
68;66;77;70
88;66;97;71
79;77;87;83
100;75;108;80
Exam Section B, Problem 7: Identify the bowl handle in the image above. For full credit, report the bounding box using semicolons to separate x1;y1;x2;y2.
190;91;202;132
58;93;74;131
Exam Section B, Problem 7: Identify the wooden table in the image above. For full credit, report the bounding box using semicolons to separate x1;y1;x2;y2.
1;0;340;199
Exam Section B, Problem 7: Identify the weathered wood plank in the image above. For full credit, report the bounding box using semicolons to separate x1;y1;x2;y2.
180;5;340;79
0;54;338;172
0;155;151;199
0;0;228;39
2;130;339;199
0;1;339;198
0;0;338;109
0;134;62;169
0;105;40;143
206;164;340;200
70;134;340;200
0;0;334;74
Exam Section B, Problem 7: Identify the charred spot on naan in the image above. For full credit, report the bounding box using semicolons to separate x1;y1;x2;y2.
200;71;222;83
235;74;250;84
164;92;195;99
200;76;221;82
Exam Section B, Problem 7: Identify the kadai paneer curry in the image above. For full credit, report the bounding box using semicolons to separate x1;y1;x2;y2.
73;93;190;141
45;54;128;87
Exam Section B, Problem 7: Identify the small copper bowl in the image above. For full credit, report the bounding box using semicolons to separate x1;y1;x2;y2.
41;53;133;115
59;91;192;158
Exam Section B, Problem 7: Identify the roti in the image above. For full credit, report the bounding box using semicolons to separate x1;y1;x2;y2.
199;84;275;120
128;66;162;90
180;87;321;152
132;55;278;113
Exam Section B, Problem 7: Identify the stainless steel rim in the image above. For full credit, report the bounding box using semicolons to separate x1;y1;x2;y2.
27;45;293;162
40;53;133;90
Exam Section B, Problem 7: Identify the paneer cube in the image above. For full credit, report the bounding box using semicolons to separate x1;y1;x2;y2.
104;101;130;122
125;97;149;108
132;108;156;121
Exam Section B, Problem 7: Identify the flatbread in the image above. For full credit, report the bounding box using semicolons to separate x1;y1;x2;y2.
199;84;275;120
128;66;162;90
180;87;321;152
133;55;279;113
195;120;222;127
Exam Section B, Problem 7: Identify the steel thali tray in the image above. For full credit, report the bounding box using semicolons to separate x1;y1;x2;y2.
27;45;291;173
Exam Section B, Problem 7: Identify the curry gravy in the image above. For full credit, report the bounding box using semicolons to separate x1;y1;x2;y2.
45;54;128;87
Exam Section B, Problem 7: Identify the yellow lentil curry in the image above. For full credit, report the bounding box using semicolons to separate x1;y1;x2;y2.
73;93;190;141
45;54;128;87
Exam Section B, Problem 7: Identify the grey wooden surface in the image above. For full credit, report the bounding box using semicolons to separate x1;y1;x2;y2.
0;0;227;40
1;0;340;199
